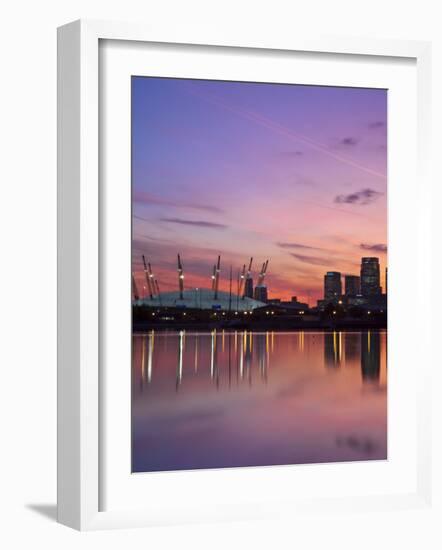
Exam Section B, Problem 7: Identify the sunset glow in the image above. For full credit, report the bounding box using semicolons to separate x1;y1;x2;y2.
132;77;387;304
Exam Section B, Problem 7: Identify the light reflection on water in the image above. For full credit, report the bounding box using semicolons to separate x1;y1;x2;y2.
132;330;387;472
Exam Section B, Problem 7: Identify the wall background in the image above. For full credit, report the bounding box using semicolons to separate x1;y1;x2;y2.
0;1;441;547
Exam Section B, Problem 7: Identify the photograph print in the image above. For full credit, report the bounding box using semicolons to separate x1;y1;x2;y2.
131;76;387;473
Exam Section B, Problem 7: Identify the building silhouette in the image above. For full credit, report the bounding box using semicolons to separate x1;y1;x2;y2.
360;257;381;296
244;277;254;299
345;275;360;296
254;286;268;303
324;271;342;300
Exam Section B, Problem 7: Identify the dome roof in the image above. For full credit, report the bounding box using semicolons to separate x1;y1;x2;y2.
135;288;265;311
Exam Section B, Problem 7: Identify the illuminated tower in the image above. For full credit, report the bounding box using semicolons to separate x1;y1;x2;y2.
324;272;342;300
360;257;381;296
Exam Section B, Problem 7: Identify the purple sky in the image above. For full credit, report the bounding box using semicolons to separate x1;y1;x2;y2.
132;77;387;303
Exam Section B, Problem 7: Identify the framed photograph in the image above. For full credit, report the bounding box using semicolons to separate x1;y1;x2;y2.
57;20;433;530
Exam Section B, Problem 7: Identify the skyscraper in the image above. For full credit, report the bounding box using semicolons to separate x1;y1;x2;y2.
360;257;381;296
345;275;360;296
324;272;342;300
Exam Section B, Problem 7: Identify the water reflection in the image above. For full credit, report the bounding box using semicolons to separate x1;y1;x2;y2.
345;331;360;363
137;330;383;389
324;332;342;368
361;331;381;382
132;330;387;472
176;330;184;390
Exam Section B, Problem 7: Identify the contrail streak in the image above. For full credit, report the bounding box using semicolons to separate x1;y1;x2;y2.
187;85;387;181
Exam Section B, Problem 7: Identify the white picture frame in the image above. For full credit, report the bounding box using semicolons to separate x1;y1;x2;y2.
57;19;433;531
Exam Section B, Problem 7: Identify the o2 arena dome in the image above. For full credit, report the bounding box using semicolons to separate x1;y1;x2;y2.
135;288;266;312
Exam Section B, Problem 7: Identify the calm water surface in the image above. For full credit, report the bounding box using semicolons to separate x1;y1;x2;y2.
132;330;387;472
